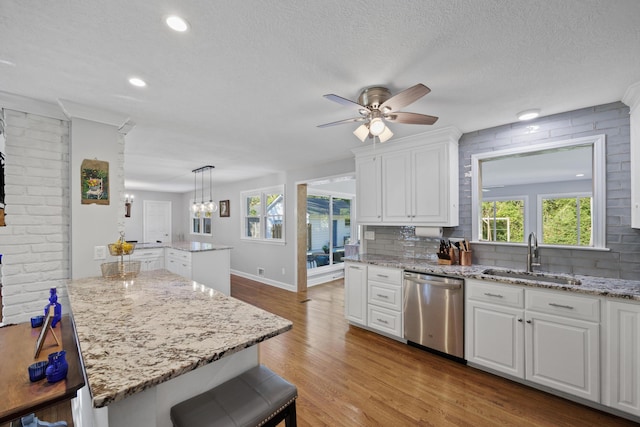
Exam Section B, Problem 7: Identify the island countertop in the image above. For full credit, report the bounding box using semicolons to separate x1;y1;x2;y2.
65;270;292;408
134;241;232;252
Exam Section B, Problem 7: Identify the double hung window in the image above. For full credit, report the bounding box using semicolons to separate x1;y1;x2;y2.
241;185;285;242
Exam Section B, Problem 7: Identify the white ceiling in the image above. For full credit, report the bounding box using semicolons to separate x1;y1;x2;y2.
1;1;640;193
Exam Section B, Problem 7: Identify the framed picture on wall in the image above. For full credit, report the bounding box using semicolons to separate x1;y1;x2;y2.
81;159;109;205
220;200;230;217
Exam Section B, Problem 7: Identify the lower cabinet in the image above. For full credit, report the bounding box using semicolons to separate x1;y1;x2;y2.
166;248;191;279
606;300;640;416
344;262;367;325
366;265;403;338
466;279;600;403
130;248;164;271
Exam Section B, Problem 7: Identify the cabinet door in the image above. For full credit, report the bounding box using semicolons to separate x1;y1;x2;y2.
466;300;525;378
356;156;381;223
381;151;411;222
344;263;367;325
525;312;599;402
412;144;450;223
607;301;640;416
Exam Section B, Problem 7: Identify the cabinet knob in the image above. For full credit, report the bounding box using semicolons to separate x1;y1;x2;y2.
526;320;532;324
517;318;523;322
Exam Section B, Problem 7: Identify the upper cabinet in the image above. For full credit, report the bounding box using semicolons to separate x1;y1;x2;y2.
623;81;640;228
353;126;461;226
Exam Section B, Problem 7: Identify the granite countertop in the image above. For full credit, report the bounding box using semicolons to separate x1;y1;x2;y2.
345;254;640;301
65;270;292;408
133;241;232;252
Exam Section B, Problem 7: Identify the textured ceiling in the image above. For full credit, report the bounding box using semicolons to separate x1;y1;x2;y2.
1;1;640;192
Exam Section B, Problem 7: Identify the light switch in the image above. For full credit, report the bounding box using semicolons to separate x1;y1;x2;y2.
94;246;106;260
364;231;375;240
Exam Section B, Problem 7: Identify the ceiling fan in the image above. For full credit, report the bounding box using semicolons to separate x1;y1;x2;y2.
317;83;438;143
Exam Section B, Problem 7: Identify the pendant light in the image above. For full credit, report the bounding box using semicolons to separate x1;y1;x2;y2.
191;165;217;214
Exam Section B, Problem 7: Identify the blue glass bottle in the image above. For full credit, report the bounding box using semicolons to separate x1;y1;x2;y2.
44;287;62;328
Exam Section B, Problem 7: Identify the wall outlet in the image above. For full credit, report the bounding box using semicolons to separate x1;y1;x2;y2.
257;267;265;276
364;231;375;240
94;245;106;260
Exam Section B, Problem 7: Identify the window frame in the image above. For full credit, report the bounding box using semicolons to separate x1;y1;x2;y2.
537;191;593;247
480;196;528;243
240;185;285;243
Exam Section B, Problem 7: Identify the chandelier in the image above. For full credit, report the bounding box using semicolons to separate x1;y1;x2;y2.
191;165;218;214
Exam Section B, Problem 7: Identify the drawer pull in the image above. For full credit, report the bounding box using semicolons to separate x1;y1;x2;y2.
349;265;362;270
377;318;389;324
376;294;389;299
484;292;504;298
548;302;574;310
376;274;389;278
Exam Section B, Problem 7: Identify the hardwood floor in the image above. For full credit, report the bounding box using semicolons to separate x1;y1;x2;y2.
232;275;637;427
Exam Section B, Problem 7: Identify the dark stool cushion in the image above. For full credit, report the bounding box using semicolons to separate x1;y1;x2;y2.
170;364;297;427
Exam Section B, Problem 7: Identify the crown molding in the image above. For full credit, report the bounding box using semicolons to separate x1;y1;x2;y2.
622;80;640;113
57;99;131;128
0;91;67;120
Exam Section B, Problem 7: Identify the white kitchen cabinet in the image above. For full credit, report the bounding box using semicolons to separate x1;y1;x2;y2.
382;142;457;224
352;126;461;226
367;265;403;338
622;81;640;228
344;262;367;325
466;279;600;403
466;280;525;378
606;300;640;416
355;155;381;223
165;247;231;295
166;248;191;279
130;248;164;272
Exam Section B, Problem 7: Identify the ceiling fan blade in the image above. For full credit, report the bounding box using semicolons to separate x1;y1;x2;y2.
323;94;369;113
379;83;431;112
317;117;366;128
385;112;439;125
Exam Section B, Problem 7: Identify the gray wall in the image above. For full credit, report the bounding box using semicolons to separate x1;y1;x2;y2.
366;102;640;280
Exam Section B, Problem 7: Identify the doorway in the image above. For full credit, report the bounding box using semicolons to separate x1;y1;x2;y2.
297;174;356;287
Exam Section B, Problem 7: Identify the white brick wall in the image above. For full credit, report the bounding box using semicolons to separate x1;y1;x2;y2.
0;109;70;324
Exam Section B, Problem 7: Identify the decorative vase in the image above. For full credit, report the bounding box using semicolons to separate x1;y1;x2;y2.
45;350;68;383
44;287;62;327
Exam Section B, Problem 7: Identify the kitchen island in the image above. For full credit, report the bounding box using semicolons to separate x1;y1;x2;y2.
66;270;292;427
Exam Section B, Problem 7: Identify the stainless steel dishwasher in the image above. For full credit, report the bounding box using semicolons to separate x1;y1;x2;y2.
403;271;465;361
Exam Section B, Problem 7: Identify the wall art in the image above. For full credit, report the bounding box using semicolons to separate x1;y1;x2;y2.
81;159;109;205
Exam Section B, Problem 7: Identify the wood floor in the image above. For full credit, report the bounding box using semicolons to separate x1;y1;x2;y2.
232;275;638;427
5;275;636;427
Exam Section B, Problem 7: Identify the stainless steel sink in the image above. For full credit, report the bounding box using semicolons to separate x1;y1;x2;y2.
482;268;581;286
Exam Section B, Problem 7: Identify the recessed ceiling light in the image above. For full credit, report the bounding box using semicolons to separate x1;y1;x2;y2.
0;59;16;66
166;15;189;32
576;173;585;177
129;77;147;88
517;109;540;121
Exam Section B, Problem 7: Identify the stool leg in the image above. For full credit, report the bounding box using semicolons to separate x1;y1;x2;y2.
285;401;297;427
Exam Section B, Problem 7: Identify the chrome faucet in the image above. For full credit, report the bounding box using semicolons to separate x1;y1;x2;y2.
527;232;541;272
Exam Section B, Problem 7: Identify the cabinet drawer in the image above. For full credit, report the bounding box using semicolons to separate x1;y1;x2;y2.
368;305;402;337
526;289;600;322
467;280;524;308
368;266;402;285
368;281;402;311
166;248;191;261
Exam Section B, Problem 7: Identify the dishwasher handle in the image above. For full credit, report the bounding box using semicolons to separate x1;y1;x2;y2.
403;274;463;290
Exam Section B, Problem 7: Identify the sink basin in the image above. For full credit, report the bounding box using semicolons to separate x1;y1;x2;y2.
482;269;581;286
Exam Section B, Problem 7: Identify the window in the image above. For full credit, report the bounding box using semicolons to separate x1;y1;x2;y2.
481;198;525;243
241;185;285;242
540;193;592;246
190;200;212;236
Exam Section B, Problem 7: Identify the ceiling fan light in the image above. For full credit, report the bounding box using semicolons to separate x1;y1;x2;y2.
353;124;369;142
517;109;540;121
379;126;394;143
369;118;385;136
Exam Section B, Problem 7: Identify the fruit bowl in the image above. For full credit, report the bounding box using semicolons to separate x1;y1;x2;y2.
108;241;135;256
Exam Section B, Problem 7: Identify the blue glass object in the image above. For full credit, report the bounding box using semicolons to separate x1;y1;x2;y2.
30;315;44;328
28;361;48;382
45;350;68;383
44;288;62;328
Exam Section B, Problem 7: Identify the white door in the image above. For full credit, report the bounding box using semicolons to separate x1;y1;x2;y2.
143;200;172;243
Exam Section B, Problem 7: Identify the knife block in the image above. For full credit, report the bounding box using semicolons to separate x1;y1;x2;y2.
437;248;456;265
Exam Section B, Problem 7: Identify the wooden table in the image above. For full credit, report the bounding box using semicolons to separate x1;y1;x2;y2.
0;315;85;424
